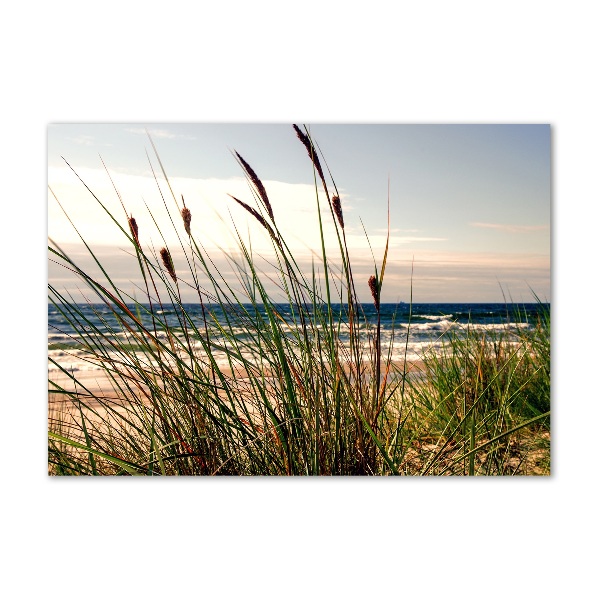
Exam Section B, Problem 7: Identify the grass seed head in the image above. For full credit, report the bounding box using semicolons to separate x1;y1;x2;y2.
128;216;139;245
160;247;177;283
332;195;344;229
181;207;192;236
235;151;274;222
368;275;380;311
293;124;326;186
229;194;282;251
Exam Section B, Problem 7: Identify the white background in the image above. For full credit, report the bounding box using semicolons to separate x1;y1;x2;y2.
1;1;597;598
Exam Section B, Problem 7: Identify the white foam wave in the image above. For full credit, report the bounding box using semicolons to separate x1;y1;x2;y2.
401;319;455;332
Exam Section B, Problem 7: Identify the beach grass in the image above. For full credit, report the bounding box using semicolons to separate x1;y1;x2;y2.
48;125;550;476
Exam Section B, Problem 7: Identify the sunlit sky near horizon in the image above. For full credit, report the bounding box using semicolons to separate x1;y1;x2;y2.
48;123;550;303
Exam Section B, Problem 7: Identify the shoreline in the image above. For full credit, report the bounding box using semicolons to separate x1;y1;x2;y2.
49;356;425;394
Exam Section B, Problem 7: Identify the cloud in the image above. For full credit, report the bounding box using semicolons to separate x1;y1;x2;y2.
49;242;551;305
342;233;447;250
66;135;113;148
375;228;421;234
68;135;96;146
125;128;196;140
395;236;447;244
470;222;549;234
47;167;550;303
47;167;345;253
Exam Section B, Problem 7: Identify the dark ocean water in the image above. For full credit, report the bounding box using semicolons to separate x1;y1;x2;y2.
48;302;549;373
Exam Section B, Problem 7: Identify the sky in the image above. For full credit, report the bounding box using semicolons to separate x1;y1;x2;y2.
48;123;550;303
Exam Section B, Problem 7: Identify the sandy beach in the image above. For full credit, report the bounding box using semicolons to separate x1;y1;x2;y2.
48;357;424;435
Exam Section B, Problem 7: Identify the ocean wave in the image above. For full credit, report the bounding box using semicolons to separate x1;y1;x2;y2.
400;319;455;332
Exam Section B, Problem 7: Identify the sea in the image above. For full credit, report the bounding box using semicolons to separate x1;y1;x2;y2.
48;302;549;375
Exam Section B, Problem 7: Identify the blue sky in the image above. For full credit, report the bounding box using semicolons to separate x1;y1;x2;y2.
48;123;550;303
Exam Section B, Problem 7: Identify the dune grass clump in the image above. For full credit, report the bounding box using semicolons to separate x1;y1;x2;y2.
398;305;550;475
48;125;550;475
